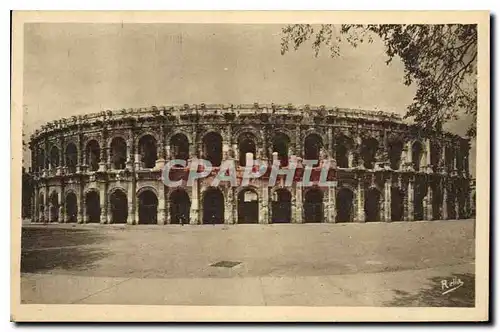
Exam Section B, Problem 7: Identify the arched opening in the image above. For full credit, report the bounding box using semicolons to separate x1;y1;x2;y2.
203;132;223;167
238;188;259;224
238;134;257;167
49;146;60;168
110;137;127;170
272;189;291;223
445;146;454;172
364;188;381;222
335;135;353;168
458;186;466;219
170;133;190;162
361;137;378;169
110;190;128;224
304;134;323;167
391;187;404;221
336;187;354;222
85;191;100;223
388;140;403;170
430;142;441;172
412;141;424;171
272;133;290;167
304;188;324;223
49;191;59;222
65;143;78;173
138;190;158;224
432;184;442;220
413;181;426;221
38;149;45;172
86;140;101;171
202;188;224;224
65;192;77;222
138;135;158;169
170;189;191;224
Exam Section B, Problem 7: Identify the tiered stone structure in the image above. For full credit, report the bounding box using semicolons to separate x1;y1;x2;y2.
28;103;473;225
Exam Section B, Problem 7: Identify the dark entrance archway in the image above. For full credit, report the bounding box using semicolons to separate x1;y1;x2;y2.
203;188;224;224
138;190;158;224
170;189;191;224
413;181;426;221
432;185;442;220
336;188;354;222
412;141;424;171
304;188;323;223
446;186;457;219
272;189;291;223
65;192;78;223
238;188;259;224
391;187;404;221
388;140;403;170
335;135;354;168
361;138;378;169
364;188;381;222
49;191;59;222
86;140;101;171
85;191;100;223
203;132;223;167
110;190;128;224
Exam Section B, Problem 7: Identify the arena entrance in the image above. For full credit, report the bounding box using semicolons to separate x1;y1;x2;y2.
65;192;78;223
304;188;323;223
432;185;442;220
170;189;191;224
85;191;100;223
203;188;224;224
391;187;404;221
110;190;128;224
238;188;259;224
413;181;426;221
49;191;59;222
336;188;354;222
203;133;223;167
138;190;158;224
364;188;381;222
272;189;291;223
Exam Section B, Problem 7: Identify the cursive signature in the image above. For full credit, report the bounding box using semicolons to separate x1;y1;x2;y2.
441;276;464;295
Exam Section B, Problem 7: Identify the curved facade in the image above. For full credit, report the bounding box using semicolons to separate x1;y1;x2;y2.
28;104;472;225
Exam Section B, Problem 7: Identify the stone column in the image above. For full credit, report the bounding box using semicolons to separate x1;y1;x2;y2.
127;181;135;225
327;183;337;223
99;182;108;224
356;180;365;222
190;179;200;224
294;185;303;223
425;184;433;220
407;178;414;221
384;178;392;222
157;184;165;225
442;182;448;220
261;186;269;224
224;187;234;224
425;139;431;171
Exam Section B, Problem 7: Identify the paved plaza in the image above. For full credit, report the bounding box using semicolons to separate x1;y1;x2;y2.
20;219;475;306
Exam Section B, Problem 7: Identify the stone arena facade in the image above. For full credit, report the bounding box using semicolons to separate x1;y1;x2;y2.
28;104;473;225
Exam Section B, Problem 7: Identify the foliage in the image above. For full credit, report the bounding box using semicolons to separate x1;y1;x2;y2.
281;24;477;137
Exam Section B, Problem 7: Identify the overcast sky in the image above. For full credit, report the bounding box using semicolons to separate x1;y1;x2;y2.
23;23;476;175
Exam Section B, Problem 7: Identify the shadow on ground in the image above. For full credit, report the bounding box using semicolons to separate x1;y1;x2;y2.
21;227;112;273
385;273;475;307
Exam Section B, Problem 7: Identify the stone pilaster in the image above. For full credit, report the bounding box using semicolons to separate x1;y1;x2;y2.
384;178;392;222
327;183;337;223
356;180;365;222
99;182;108;224
425;184;433;220
190;179;200;225
442;182;448;220
127;180;135;225
407;178;414;221
224;187;234;224
260;186;269;224
157;183;165;225
294;185;303;223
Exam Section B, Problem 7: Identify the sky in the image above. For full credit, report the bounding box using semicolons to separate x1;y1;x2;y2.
22;23;476;175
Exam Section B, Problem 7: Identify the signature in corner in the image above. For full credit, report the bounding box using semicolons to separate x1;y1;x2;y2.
441;276;465;295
